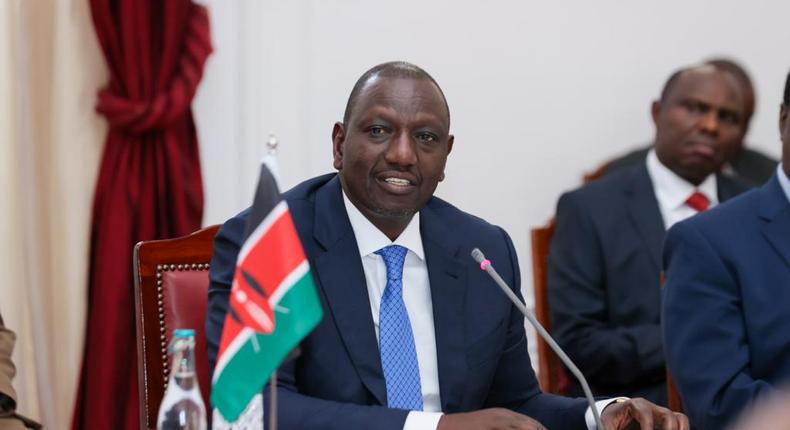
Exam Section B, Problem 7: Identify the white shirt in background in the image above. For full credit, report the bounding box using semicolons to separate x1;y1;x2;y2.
646;149;719;229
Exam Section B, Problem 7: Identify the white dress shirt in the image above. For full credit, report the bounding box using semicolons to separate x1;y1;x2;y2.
342;192;444;429
646;149;719;229
342;192;617;429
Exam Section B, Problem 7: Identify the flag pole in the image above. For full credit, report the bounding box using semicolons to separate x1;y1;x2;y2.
266;349;300;429
268;371;278;430
267;134;279;430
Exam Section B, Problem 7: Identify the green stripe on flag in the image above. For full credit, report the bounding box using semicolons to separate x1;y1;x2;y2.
212;272;323;422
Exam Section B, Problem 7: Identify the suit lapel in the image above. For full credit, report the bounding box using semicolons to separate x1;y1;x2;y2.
625;165;665;270
311;176;387;405
759;176;790;269
420;204;467;412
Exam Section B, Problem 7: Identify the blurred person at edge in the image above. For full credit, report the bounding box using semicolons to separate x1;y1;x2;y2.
0;312;41;430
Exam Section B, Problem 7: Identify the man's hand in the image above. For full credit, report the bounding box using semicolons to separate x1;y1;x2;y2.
600;398;689;430
438;408;547;430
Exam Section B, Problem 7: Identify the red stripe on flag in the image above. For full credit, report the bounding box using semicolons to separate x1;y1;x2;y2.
217;314;244;358
235;211;305;299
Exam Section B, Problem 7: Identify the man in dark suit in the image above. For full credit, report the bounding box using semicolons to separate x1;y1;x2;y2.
662;71;790;430
548;64;753;405
207;62;686;430
604;58;778;186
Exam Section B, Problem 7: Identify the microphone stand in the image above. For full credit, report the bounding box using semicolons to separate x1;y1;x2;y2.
471;248;604;430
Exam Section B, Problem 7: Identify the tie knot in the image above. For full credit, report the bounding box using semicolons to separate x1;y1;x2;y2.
376;245;408;281
686;191;710;212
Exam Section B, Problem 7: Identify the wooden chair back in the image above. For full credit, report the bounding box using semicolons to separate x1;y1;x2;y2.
133;225;219;430
530;219;570;394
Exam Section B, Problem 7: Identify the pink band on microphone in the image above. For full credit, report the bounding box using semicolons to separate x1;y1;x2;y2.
480;259;491;271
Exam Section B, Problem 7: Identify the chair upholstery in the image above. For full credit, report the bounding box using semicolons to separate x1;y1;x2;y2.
530;219;570;394
133;225;219;430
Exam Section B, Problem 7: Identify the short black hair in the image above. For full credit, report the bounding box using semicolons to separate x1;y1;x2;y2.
706;57;755;117
706;58;753;95
342;61;450;127
659;68;687;102
784;71;790;107
659;61;749;104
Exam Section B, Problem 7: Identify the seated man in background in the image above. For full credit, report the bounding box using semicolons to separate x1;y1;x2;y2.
604;58;778;186
662;71;790;430
207;61;687;429
0;313;40;430
548;63;753;404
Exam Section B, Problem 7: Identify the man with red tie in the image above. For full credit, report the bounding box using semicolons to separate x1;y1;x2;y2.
547;63;753;404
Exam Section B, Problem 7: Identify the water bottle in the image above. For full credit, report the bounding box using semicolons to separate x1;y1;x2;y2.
157;329;207;430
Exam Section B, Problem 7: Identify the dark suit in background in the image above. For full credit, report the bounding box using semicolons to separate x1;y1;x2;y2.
662;174;790;430
547;163;750;404
206;174;589;430
604;144;778;186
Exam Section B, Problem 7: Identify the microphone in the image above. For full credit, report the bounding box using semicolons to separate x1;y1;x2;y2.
471;248;603;430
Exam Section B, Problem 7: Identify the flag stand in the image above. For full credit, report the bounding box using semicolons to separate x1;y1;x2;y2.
268;371;278;430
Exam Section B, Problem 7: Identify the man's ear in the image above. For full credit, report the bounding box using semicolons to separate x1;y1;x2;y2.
650;100;662;127
332;122;345;171
438;135;454;183
780;104;788;134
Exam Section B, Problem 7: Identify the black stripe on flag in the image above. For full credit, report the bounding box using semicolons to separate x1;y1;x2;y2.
241;268;269;298
228;306;243;324
241;163;282;243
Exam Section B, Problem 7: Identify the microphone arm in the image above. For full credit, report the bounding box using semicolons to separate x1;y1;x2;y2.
471;248;603;430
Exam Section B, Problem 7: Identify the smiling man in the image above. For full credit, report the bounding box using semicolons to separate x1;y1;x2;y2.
206;61;686;429
547;64;754;405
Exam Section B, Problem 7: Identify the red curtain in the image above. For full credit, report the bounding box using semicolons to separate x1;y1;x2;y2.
73;1;212;429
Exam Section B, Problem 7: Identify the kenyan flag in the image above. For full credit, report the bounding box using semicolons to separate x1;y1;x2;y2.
211;160;322;423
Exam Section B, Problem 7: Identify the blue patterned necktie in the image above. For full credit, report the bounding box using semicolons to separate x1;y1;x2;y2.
375;245;424;410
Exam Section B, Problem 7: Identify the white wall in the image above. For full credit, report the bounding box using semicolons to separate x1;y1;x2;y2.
193;0;789;363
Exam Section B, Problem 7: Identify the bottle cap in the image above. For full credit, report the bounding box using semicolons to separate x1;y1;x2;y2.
173;329;195;338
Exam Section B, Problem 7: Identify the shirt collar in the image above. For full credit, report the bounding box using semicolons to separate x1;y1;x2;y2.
341;190;425;260
777;164;790;205
646;149;718;210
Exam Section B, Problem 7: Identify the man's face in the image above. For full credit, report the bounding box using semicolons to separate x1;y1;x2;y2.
333;76;453;236
652;68;745;185
780;104;790;178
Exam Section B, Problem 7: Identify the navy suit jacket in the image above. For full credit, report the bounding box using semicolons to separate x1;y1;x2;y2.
548;164;750;403
206;174;588;430
662;173;790;430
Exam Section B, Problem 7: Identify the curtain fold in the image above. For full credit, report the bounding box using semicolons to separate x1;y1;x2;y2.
72;2;212;429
